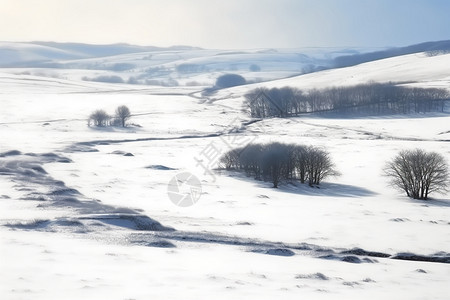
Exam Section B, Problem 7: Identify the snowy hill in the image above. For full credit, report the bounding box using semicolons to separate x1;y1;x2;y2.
1;40;448;89
0;42;87;66
0;42;449;300
0;41;379;86
0;41;199;66
211;51;450;102
333;39;450;68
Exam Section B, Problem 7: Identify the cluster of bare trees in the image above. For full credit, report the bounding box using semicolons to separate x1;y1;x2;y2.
220;142;339;188
88;105;131;127
384;149;448;200
219;144;448;199
245;83;449;118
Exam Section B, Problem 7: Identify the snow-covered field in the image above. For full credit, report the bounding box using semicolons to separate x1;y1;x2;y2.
2;41;362;87
0;49;449;299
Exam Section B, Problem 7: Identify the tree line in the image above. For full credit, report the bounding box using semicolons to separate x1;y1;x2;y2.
245;83;449;118
220;142;339;188
219;143;448;200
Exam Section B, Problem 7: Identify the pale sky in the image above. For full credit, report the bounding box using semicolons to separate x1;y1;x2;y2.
1;0;449;49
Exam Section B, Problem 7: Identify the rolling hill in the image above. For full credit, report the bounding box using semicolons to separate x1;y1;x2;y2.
0;41;449;300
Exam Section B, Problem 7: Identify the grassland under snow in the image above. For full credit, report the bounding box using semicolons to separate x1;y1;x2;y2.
0;50;449;300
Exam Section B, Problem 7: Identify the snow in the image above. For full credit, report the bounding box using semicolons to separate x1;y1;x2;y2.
2;229;449;300
0;42;87;66
212;52;450;100
0;47;449;299
1;42;378;88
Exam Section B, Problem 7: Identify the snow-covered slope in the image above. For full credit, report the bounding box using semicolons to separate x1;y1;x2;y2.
0;42;200;66
212;52;450;101
0;48;449;300
1;42;375;86
0;42;89;66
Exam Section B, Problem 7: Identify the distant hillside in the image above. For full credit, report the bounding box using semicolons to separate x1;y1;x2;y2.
33;42;201;58
0;42;83;66
333;40;450;68
0;42;200;67
211;51;450;103
2;40;449;89
0;42;349;86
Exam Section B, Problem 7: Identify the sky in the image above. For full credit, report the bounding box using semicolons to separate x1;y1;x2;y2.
1;0;449;49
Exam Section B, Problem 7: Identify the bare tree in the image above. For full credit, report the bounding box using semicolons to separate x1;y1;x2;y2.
292;145;308;183
115;105;131;127
219;147;242;170
88;109;110;127
260;143;291;188
384;149;449;200
239;144;264;179
219;142;339;188
305;146;339;186
244;84;449;118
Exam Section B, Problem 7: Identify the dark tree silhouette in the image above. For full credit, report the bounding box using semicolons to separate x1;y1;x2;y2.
219;142;339;188
260;143;290;188
292;145;308;183
219;147;242;170
239;144;264;179
245;84;449;118
384;149;449;200
88;109;110;127
115;105;131;127
305;146;339;186
215;74;246;89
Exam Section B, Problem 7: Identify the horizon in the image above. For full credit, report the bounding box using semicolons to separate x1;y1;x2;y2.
1;39;448;52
